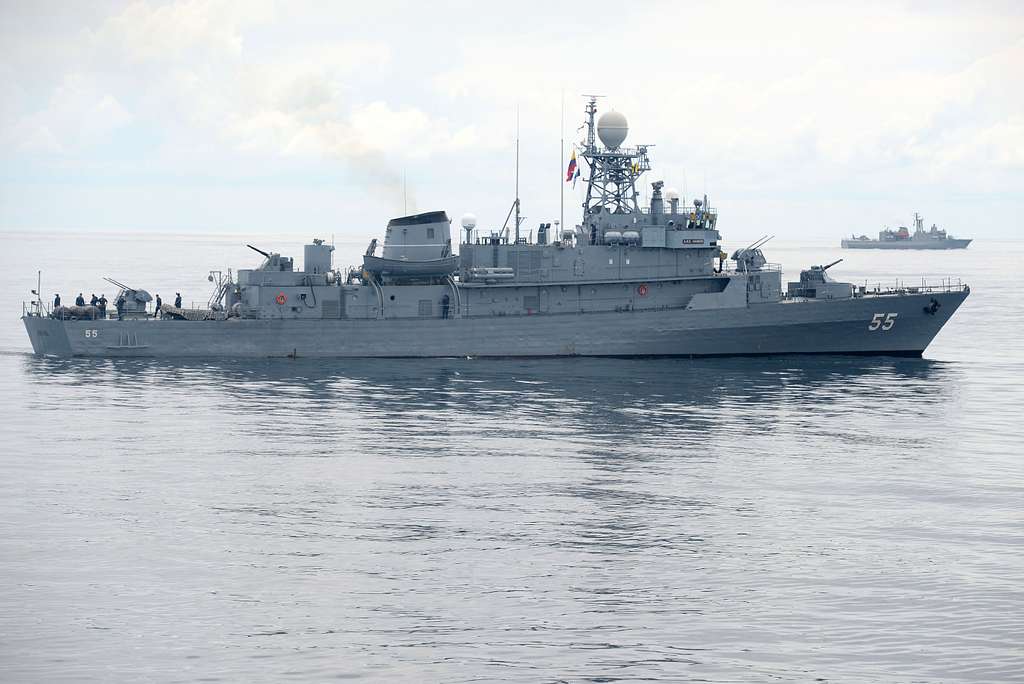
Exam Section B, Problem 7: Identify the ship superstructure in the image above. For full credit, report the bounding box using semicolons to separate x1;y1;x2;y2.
22;98;968;358
842;213;972;249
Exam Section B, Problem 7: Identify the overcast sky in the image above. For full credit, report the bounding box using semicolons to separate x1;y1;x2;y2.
1;1;1021;241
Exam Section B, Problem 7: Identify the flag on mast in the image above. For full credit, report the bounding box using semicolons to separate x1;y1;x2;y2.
565;149;579;184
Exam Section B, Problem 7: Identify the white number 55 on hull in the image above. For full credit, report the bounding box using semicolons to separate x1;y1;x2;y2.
868;313;898;331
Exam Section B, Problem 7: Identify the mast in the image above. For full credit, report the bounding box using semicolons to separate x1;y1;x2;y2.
581;95;598;213
514;107;520;243
583;95;598;153
560;91;564;235
579;95;649;217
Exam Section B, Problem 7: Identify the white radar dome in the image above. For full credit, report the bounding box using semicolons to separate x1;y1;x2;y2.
597;110;628;149
665;188;680;201
461;213;477;229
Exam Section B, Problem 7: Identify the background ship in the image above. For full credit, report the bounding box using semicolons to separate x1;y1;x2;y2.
842;213;971;249
22;98;969;359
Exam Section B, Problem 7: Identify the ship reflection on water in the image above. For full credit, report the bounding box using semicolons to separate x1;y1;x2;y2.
15;354;1013;683
24;354;964;562
24;354;959;464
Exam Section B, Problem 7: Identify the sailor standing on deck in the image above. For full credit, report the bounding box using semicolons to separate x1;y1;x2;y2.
75;293;85;306
154;294;162;318
441;293;450;319
174;292;182;308
53;293;60;309
97;294;107;318
90;294;98;307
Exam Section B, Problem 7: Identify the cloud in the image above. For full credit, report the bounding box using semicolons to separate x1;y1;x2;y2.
87;3;496;211
432;4;1024;195
4;73;133;153
90;0;272;61
3;1;485;212
0;0;1021;233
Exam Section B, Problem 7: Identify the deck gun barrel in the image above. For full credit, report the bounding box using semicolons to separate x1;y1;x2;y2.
103;276;135;292
822;258;844;271
246;244;272;258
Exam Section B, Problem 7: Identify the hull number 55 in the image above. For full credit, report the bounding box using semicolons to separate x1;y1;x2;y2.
868;313;898;331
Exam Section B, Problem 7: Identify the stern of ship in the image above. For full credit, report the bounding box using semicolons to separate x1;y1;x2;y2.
22;315;74;356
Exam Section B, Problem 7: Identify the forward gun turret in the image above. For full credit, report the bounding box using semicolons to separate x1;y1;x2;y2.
787;258;854;300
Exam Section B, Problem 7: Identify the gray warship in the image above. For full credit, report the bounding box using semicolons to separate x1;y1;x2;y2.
842;213;971;249
22;98;968;358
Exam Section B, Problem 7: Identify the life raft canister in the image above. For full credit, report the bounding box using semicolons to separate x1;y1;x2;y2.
637;283;649;297
275;292;287;305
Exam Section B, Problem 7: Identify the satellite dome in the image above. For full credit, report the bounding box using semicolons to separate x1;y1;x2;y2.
665;188;680;201
597;110;628;149
461;213;477;229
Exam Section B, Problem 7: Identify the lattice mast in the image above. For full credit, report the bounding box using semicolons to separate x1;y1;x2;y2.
580;96;651;216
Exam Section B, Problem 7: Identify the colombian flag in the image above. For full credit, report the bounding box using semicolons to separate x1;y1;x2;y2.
565;149;578;183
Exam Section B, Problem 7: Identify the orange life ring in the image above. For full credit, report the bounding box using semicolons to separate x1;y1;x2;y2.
637;283;649;297
275;293;287;305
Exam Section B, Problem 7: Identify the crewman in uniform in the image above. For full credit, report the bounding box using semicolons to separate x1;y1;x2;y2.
53;293;61;309
441;293;450;319
174;292;182;308
90;294;98;306
97;294;107;318
75;293;85;306
154;294;162;318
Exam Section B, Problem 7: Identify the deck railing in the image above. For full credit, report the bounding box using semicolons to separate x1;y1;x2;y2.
859;278;968;296
722;262;782;274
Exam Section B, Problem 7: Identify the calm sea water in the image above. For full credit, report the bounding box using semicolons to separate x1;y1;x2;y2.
1;232;1022;682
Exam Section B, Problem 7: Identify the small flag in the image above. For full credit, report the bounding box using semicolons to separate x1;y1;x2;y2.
566;149;578;182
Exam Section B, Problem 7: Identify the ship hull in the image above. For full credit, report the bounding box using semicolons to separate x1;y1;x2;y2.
841;239;971;250
23;290;968;359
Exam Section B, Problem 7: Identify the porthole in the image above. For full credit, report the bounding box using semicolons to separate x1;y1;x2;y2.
389;295;396;301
